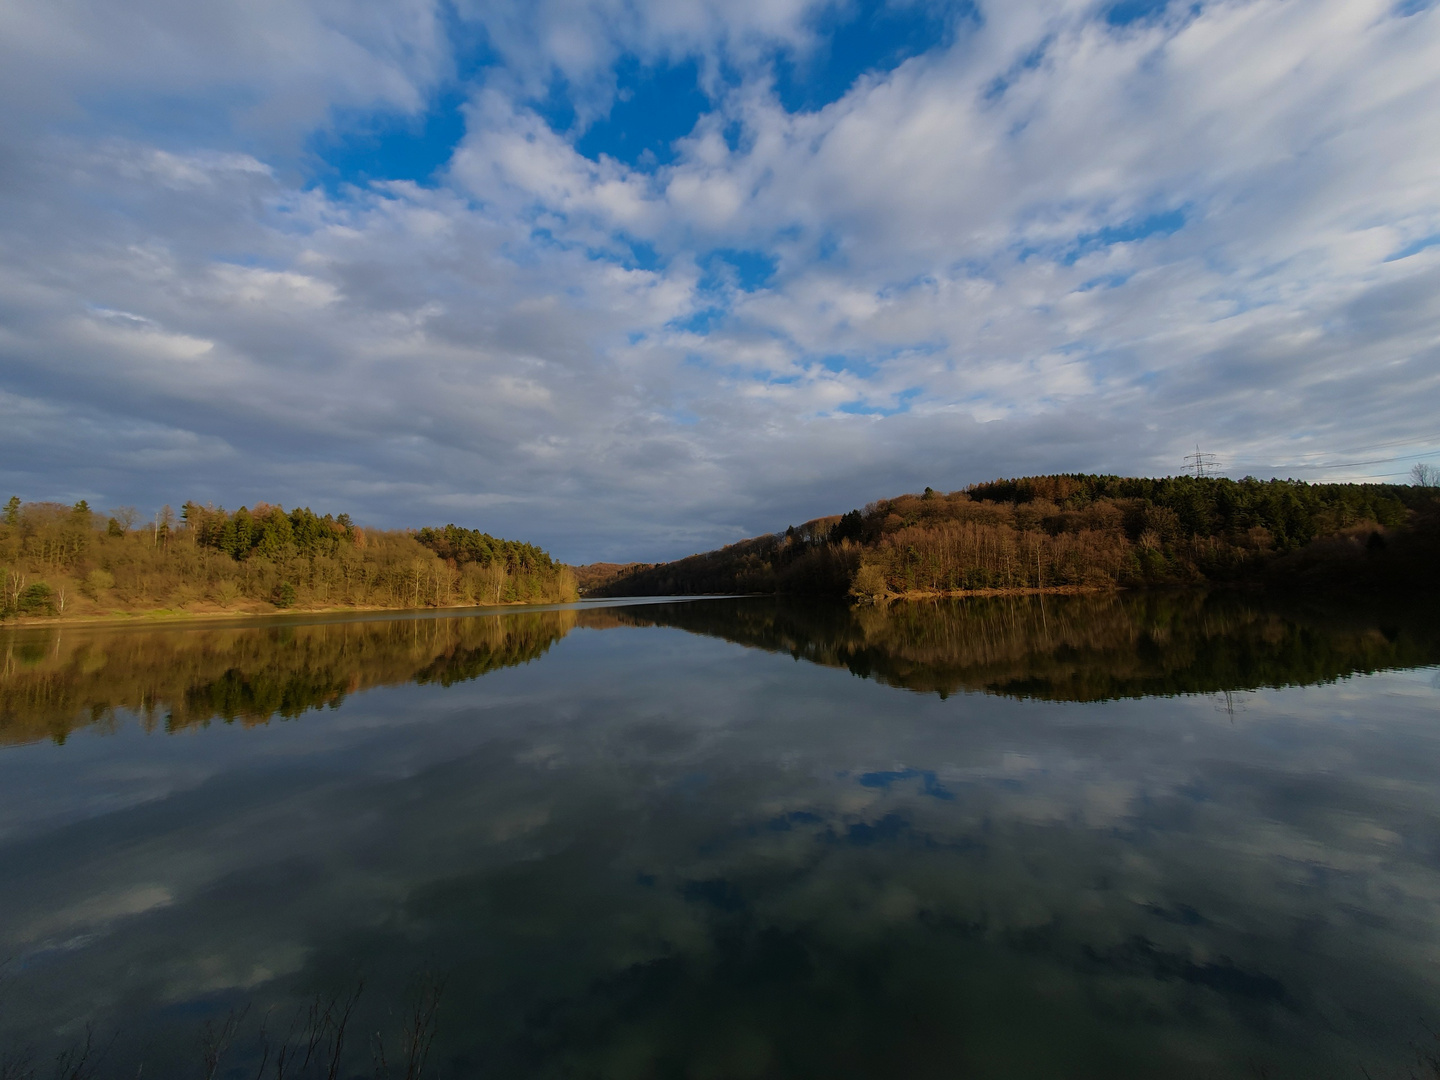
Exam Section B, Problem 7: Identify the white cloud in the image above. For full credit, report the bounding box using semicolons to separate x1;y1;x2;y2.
0;0;1438;560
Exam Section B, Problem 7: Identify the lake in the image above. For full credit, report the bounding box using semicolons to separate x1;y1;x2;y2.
2;591;1439;1078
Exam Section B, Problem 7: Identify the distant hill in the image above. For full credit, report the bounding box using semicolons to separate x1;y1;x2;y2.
589;475;1440;600
572;562;651;595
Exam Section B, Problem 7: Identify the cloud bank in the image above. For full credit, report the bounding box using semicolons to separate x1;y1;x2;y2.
1;0;1438;560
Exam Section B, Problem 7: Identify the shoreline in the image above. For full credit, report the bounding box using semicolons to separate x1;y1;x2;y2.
0;584;1213;629
869;584;1114;601
0;598;572;631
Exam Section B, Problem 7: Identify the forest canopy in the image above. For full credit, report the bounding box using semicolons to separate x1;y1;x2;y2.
0;498;576;619
587;475;1440;600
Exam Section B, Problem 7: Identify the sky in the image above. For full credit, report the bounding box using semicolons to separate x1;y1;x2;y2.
1;0;1438;562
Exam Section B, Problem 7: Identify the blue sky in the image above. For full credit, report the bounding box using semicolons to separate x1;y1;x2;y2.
0;0;1438;561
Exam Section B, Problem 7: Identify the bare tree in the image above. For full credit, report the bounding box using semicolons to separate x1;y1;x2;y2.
49;1025;111;1080
108;507;139;532
373;972;445;1080
200;1007;248;1080
1412;462;1440;487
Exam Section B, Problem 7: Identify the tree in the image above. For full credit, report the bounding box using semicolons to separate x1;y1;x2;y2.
18;582;54;615
832;509;864;544
849;562;889;604
2;496;18;527
1412;463;1440;488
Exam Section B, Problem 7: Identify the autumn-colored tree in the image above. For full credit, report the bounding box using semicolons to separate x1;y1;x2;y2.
0;499;576;619
592;476;1440;600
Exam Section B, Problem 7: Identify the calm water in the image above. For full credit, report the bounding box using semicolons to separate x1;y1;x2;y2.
1;592;1439;1078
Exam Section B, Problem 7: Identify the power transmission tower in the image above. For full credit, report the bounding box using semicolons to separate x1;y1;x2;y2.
1183;444;1221;478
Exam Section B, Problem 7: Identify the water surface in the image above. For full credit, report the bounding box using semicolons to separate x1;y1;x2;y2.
2;592;1438;1078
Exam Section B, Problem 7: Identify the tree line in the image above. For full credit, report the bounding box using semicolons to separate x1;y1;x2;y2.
586;475;1440;600
0;497;576;620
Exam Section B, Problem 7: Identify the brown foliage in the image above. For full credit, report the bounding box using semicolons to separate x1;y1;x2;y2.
594;475;1440;600
0;500;576;621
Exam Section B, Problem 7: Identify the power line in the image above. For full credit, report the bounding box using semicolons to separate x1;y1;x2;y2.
1249;448;1440;472
1183;444;1221;478
1269;435;1439;457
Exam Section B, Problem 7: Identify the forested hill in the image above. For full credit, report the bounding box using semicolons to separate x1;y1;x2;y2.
0;498;576;619
587;475;1440;600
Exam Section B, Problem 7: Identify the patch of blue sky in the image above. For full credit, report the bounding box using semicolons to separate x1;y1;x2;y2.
1395;0;1436;15
1016;206;1186;266
1077;271;1134;291
1384;233;1440;262
984;36;1051;103
819;353;880;377
308;9;494;192
836;387;922;416
721;119;746;155
1086;207;1186;246
1104;0;1174;25
774;0;963;114
591;240;662;273
531;76;578;138
698;248;778;292
574;57;711;169
525;226;568;256
814;231;846;265
669;307;727;334
309;90;469;192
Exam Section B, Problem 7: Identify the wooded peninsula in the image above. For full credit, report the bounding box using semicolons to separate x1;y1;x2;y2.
0;498;577;621
584;475;1440;601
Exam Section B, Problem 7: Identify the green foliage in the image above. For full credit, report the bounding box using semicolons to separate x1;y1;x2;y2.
849;563;888;603
83;568;115;598
272;581;297;608
966;474;1419;546
18;582;54;615
186;501;349;561
414;524;558;574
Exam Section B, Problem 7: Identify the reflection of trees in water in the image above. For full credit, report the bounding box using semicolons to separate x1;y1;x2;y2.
3;593;1436;745
0;611;576;745
599;592;1440;701
1;972;444;1080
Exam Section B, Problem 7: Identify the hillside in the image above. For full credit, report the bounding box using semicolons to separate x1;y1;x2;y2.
0;498;577;620
572;561;650;594
589;475;1440;600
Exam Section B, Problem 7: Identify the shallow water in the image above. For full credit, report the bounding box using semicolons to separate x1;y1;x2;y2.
1;592;1439;1078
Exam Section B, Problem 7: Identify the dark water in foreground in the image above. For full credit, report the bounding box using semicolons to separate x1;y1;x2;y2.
1;592;1439;1078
